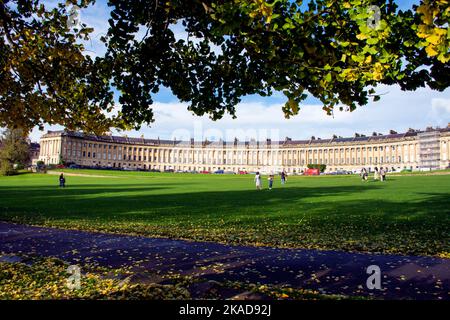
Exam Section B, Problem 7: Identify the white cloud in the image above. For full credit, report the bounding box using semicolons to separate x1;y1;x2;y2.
29;85;450;142
104;85;450;143
430;98;450;126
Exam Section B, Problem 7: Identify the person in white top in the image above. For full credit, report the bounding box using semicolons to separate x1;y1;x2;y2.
373;167;379;180
254;172;262;190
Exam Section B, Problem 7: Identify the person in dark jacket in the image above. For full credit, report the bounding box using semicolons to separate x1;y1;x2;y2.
59;173;66;188
360;168;368;181
380;167;386;181
268;174;274;190
280;171;287;185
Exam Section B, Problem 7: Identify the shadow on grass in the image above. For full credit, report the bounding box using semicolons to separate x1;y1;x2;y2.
0;184;375;211
0;183;448;223
0;184;177;199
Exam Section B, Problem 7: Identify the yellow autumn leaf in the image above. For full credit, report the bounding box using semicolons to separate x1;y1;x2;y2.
356;33;369;40
426;34;441;45
433;28;447;36
417;4;434;24
372;63;384;81
425;45;439;56
437;53;450;63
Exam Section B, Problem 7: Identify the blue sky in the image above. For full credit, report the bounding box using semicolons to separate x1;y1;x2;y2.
30;0;450;141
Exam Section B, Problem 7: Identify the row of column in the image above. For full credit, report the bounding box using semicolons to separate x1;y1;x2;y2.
48;137;422;167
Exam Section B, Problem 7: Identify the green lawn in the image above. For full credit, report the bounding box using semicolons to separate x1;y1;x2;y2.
0;170;449;257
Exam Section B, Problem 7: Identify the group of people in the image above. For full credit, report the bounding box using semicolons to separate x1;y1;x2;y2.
255;171;287;190
360;167;387;182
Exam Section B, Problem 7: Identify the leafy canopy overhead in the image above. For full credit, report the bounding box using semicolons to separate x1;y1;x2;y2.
1;0;449;133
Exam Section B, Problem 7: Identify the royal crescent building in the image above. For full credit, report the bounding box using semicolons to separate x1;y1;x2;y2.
38;125;450;173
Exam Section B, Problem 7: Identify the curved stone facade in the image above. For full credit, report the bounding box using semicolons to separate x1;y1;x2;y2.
39;127;450;173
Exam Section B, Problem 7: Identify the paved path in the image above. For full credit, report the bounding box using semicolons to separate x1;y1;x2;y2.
46;170;122;178
0;222;448;300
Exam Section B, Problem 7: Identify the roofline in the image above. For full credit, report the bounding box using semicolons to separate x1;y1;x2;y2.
40;126;449;147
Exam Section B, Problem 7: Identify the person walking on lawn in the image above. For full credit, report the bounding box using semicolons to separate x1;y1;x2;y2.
268;174;274;190
281;171;287;185
59;173;66;188
255;172;262;190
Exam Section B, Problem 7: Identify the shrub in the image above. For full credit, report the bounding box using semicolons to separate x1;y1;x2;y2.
0;160;16;176
0;128;30;175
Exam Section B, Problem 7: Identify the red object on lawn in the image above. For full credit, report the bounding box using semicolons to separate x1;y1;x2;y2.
200;170;211;174
238;171;248;174
304;168;320;176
